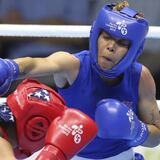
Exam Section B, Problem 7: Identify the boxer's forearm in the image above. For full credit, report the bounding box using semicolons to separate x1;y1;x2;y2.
15;57;41;78
142;124;160;147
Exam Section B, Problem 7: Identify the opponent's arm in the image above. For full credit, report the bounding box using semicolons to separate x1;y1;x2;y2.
138;66;160;147
0;137;16;160
0;126;16;160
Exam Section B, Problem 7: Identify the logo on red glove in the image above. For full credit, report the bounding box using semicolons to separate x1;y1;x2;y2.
58;124;84;144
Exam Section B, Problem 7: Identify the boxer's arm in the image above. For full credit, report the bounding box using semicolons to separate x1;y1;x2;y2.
138;66;160;147
15;51;79;79
0;137;16;160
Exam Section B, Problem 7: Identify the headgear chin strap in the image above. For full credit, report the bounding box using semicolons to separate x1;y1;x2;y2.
90;4;149;78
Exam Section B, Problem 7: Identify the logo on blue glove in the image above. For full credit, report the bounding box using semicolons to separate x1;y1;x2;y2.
126;109;135;135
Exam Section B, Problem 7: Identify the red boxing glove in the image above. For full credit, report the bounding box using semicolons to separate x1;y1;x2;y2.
36;109;98;160
7;78;67;158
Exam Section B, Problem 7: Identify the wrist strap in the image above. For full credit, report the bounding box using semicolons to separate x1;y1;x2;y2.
128;121;148;147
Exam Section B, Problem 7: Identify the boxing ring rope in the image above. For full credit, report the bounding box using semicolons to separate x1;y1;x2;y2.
0;24;159;38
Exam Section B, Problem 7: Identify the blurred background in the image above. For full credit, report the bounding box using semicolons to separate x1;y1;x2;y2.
0;0;159;159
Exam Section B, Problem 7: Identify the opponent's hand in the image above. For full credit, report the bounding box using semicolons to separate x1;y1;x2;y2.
95;98;148;147
0;59;19;95
36;108;98;160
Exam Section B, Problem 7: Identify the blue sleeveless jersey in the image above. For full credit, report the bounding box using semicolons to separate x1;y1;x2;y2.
58;50;142;159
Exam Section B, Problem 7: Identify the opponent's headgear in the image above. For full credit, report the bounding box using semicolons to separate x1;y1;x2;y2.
7;78;67;157
90;4;149;78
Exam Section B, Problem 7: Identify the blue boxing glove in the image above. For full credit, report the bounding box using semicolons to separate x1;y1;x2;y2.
95;98;148;147
0;59;19;95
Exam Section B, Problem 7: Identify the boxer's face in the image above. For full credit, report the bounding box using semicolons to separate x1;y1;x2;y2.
97;31;130;70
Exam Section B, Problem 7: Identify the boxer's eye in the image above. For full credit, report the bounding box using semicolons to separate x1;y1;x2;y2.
117;39;131;48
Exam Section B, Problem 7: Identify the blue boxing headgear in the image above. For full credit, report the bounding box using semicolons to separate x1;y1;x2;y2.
90;4;149;78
